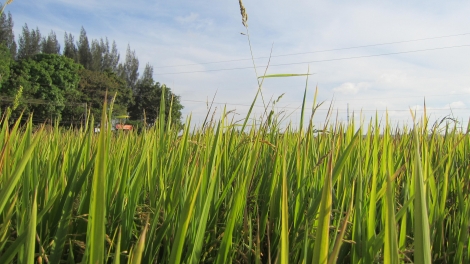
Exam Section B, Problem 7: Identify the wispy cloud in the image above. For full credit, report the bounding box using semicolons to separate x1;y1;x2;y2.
175;12;213;30
333;82;370;94
446;101;466;109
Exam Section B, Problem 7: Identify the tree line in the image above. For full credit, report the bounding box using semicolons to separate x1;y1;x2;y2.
0;11;183;128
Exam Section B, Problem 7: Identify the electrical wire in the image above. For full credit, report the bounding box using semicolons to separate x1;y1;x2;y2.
153;32;470;69
181;99;469;112
154;44;470;75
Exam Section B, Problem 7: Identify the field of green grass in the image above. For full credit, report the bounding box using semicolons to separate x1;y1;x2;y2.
1;88;469;263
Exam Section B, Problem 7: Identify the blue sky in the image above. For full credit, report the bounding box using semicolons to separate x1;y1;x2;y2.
5;0;470;129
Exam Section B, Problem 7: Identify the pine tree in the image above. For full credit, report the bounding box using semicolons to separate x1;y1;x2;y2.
90;39;102;71
17;24;41;60
137;64;154;103
98;38;120;73
0;43;11;89
118;44;139;91
109;40;120;73
99;38;110;71
77;26;91;69
140;63;154;85
0;12;16;59
41;30;60;54
63;32;78;62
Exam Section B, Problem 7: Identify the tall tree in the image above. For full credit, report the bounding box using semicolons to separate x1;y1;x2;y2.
109;40;120;73
0;43;11;89
0;12;16;59
99;38;110;71
129;72;183;129
90;39;102;71
100;38;120;72
63;32;78;61
128;63;152;121
140;63;154;84
73;69;133;121
41;30;60;54
118;44;139;91
77;26;91;69
17;24;41;60
94;38;121;72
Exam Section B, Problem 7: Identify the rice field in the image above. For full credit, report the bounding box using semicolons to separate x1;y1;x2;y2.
0;89;469;264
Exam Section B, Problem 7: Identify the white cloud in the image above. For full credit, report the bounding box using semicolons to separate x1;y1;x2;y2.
175;12;213;31
447;101;466;109
333;82;370;94
176;13;200;24
378;71;408;85
410;105;423;111
334;83;359;94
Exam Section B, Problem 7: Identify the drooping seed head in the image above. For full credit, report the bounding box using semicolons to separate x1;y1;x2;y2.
239;0;248;27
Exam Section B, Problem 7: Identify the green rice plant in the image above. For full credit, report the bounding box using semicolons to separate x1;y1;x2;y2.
129;217;149;264
280;145;289;264
85;94;111;264
312;150;333;264
411;112;432;264
0;92;469;263
25;187;37;263
384;170;399;264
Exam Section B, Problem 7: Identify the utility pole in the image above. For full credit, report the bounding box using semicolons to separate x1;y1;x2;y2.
347;103;350;123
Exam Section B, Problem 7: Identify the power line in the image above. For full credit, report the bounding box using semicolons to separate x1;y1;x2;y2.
308;93;470;102
154;44;470;75
153;32;470;69
193;91;470;103
181;99;469;112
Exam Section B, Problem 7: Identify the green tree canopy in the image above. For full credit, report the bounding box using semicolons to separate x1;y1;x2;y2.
17;23;41;60
129;65;183;129
0;15;185;127
73;68;133;122
105;39;120;73
0;43;11;89
0;11;16;59
118;44;139;92
89;38;120;73
90;39;102;72
63;32;78;61
77;26;92;69
41;30;60;54
3;53;82;121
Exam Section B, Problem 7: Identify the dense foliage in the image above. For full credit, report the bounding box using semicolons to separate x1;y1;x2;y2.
129;64;184;128
74;68;133;122
0;44;11;89
2;54;81;121
0;10;16;59
0;11;184;128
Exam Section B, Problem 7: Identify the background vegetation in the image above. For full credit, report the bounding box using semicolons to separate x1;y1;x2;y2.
0;9;184;128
